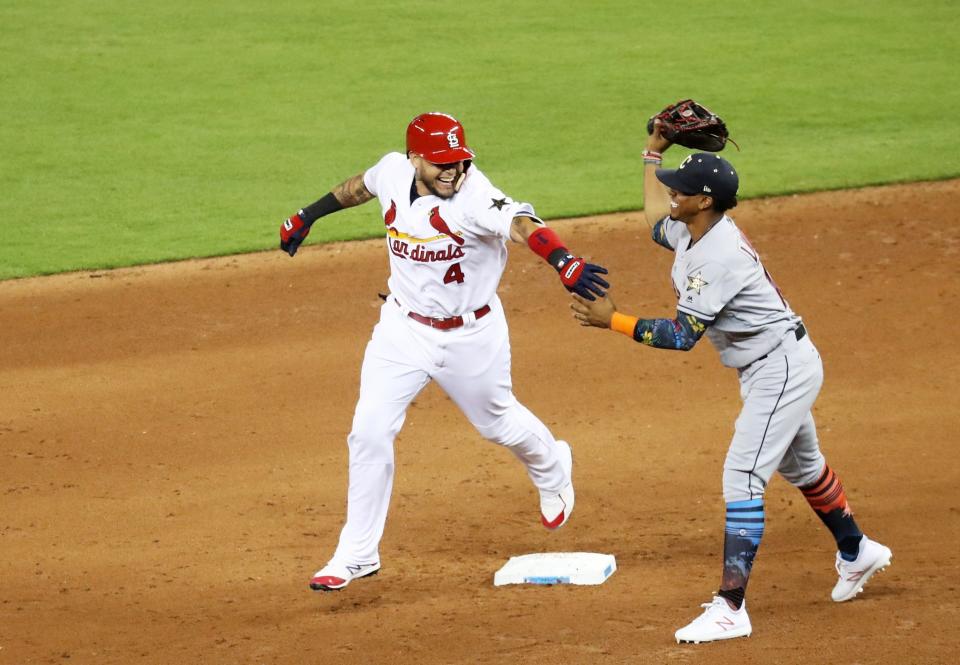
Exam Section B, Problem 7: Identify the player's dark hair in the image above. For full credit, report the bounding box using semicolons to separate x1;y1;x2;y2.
711;196;738;213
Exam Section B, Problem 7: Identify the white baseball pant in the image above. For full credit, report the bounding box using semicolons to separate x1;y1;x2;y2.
330;295;568;566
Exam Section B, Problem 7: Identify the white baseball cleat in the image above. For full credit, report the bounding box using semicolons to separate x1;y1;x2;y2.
540;440;574;530
832;536;892;602
309;561;381;591
675;596;752;644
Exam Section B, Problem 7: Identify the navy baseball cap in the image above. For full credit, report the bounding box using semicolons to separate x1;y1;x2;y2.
656;153;739;200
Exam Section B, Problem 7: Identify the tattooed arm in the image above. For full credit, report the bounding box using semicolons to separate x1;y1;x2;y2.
330;173;375;208
509;215;543;243
279;173;375;256
294;173;374;224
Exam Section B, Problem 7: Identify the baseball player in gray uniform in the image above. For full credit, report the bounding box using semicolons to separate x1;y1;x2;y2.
570;120;892;643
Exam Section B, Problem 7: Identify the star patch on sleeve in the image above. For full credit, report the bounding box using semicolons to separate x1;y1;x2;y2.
686;271;709;294
489;197;509;210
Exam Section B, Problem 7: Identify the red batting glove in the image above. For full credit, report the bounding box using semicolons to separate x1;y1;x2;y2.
280;213;312;257
557;255;610;301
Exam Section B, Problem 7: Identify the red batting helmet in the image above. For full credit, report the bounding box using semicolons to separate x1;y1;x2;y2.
406;112;475;163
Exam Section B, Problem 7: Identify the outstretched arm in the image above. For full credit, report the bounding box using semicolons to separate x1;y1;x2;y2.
570;293;709;350
642;120;674;228
510;215;610;301
330;173;375;208
280;173;375;257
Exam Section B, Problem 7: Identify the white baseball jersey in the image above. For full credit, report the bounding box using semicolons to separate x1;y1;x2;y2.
363;152;536;319
657;215;801;368
326;151;571;569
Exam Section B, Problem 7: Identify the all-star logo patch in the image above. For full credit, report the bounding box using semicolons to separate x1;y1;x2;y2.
489;197;509;210
686;271;709;294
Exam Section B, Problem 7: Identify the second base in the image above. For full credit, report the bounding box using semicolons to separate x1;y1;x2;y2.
493;552;616;586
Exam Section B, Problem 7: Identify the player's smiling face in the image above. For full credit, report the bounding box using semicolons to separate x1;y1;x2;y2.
668;189;710;223
412;155;465;199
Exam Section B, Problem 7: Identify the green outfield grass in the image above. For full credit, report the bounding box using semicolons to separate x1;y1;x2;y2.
1;0;957;280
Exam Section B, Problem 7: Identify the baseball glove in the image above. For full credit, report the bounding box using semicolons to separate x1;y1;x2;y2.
646;99;736;152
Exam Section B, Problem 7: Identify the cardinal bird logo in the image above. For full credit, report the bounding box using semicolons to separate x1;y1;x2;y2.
428;206;464;245
384;200;397;226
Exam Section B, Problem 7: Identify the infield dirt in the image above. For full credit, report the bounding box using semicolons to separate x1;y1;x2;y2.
2;180;959;664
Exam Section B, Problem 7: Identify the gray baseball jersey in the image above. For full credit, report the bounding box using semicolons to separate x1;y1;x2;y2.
658;215;801;368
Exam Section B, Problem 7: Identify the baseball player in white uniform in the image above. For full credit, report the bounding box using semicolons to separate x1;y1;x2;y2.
279;112;610;591
571;120;892;643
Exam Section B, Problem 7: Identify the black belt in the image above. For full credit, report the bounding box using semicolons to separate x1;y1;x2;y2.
796;322;807;341
744;323;806;369
397;299;491;330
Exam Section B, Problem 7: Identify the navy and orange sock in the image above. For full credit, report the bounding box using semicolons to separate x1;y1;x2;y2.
800;465;863;561
719;498;765;608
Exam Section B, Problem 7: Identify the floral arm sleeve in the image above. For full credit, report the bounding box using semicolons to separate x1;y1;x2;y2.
629;311;710;350
651;218;675;251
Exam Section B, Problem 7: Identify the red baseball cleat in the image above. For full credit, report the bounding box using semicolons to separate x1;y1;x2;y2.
540;440;575;530
309;561;381;591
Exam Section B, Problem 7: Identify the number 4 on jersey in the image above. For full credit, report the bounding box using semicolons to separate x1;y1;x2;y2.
443;262;465;284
